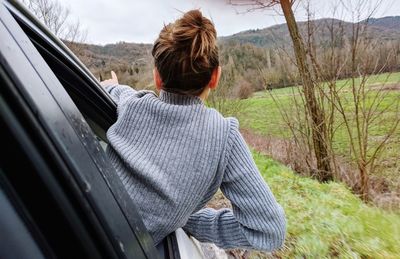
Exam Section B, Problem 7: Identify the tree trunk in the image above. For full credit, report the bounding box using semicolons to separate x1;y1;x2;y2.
280;0;333;181
359;160;369;201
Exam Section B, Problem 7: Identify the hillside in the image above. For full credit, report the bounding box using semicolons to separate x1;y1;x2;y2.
70;15;400;92
86;42;151;65
75;15;400;68
250;151;400;258
366;16;400;30
71;41;152;69
220;16;400;47
68;41;153;87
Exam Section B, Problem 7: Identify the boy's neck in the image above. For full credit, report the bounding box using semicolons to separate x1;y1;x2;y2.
159;90;203;105
199;86;210;101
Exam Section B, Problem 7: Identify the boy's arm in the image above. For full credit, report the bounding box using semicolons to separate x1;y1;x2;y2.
105;84;137;104
183;119;286;251
100;71;137;103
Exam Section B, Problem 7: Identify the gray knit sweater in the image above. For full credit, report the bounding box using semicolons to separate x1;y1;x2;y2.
105;84;286;251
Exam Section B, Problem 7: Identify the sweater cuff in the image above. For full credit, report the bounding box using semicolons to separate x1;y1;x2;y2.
183;208;250;249
105;84;119;94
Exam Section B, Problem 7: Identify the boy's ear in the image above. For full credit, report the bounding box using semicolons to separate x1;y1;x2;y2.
208;66;221;90
153;68;163;90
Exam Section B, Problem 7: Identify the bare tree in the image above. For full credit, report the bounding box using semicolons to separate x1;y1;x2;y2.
22;0;87;43
286;0;400;201
229;0;334;181
228;0;400;201
313;5;400;201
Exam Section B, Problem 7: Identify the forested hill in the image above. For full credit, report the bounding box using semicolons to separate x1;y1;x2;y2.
72;41;152;69
72;15;400;91
219;16;400;47
366;16;400;30
75;16;400;67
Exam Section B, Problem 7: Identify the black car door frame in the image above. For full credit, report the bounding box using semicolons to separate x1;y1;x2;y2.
0;0;159;258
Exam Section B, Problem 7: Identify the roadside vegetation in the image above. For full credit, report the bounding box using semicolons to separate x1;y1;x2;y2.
251;151;400;258
234;72;400;207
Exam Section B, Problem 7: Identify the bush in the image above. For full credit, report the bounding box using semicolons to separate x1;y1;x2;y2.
236;79;253;99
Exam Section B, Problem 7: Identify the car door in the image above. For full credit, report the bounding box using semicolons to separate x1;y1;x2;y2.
0;0;161;258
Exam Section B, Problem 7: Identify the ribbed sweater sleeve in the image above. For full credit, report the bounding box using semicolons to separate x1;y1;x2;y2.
183;119;286;251
105;84;137;104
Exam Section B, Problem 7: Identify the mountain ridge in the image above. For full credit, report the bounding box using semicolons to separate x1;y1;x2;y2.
75;15;400;65
71;15;400;89
219;16;400;47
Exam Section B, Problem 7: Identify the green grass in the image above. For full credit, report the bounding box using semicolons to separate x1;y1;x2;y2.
235;97;289;137
252;151;400;258
253;72;400;98
235;72;400;188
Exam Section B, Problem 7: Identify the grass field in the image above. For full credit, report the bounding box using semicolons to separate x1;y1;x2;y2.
235;72;400;190
252;151;400;258
242;72;400;136
252;72;400;98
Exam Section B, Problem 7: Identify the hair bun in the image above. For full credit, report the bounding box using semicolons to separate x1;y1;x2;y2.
181;9;206;30
173;9;209;42
173;9;216;61
152;9;219;95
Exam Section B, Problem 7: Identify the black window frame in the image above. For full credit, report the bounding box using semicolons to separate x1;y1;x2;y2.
2;1;182;258
0;1;159;258
0;65;107;259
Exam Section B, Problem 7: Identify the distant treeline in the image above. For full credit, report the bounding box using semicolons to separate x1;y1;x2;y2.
69;16;400;98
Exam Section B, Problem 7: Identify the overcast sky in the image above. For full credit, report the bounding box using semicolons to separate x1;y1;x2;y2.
57;0;400;45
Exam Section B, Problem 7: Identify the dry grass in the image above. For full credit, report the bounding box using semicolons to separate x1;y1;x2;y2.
241;129;314;176
240;129;400;211
366;83;400;91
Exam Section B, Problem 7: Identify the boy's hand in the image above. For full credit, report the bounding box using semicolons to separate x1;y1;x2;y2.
100;71;119;87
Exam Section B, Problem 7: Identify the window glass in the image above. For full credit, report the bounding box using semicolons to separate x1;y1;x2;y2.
14;18;113;151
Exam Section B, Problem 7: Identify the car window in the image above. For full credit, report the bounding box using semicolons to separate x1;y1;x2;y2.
32;41;111;150
1;3;160;258
11;13;116;151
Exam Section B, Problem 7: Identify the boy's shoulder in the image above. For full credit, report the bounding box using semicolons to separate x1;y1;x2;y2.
132;89;158;99
205;107;240;131
225;116;239;129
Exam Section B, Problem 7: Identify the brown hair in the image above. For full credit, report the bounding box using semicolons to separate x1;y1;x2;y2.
152;10;219;95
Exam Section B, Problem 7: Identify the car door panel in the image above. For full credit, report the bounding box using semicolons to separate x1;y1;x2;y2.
0;186;46;259
3;9;159;257
0;1;157;258
0;64;107;259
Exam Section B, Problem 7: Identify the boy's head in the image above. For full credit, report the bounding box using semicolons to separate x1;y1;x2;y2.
152;10;220;97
